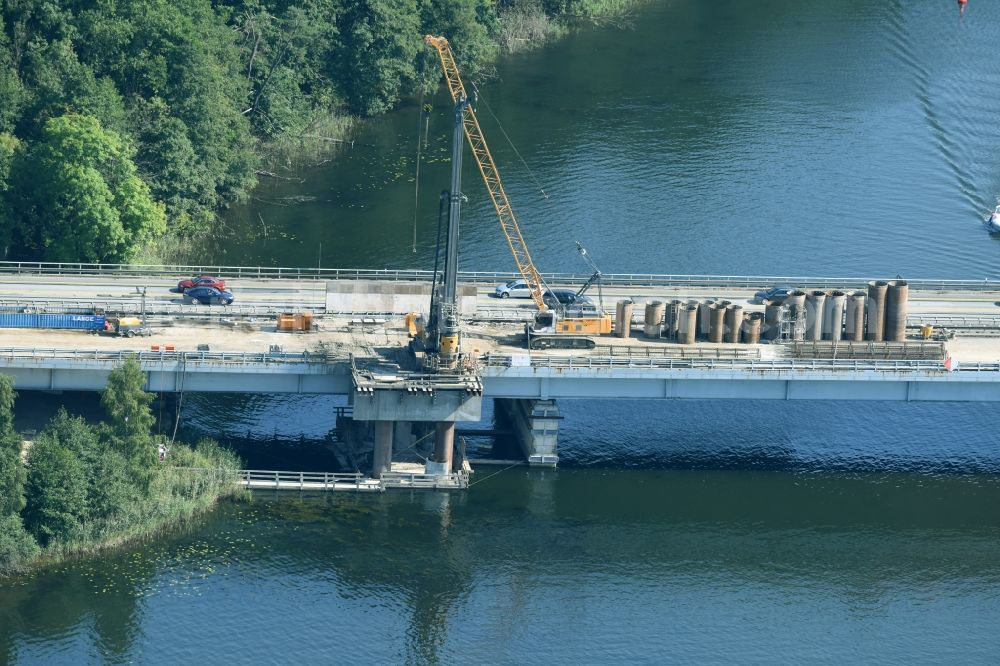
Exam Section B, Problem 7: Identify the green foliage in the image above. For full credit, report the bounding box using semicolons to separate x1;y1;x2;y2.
0;369;243;575
333;0;421;115
24;434;88;545
0;0;616;263
0;375;25;517
0;439;25;517
8;113;166;262
44;409;139;523
0;513;39;575
101;359;156;470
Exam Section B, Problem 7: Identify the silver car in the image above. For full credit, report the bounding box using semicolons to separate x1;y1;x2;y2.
494;279;533;299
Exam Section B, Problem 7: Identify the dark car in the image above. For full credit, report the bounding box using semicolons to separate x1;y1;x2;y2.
177;275;226;293
753;284;793;304
184;286;234;305
543;289;593;308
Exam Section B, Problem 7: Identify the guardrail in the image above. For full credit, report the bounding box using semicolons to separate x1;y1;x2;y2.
0;298;319;317
2;260;999;292
0;347;346;365
241;469;370;490
478;353;999;374
239;469;469;491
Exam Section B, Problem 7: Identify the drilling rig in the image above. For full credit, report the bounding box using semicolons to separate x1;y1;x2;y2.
423;35;612;354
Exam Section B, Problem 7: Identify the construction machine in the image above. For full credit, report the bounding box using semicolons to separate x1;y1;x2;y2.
424;35;612;352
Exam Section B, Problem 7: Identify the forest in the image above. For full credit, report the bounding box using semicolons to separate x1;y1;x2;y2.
0;0;632;264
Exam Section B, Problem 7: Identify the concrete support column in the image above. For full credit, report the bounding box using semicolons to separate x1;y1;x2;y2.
372;420;393;479
392;420;412;453
496;398;560;467
427;421;454;475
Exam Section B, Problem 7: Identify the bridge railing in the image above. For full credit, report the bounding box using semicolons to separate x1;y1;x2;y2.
0;346;346;365
241;470;367;490
1;260;999;292
478;353;1000;374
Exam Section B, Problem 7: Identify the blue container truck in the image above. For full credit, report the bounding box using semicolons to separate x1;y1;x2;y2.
0;313;106;330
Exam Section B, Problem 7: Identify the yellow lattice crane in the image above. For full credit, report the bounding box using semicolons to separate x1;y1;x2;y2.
425;35;612;350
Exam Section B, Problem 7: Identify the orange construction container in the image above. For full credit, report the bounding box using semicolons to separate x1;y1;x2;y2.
165;344;175;352
277;314;295;331
302;312;314;330
151;344;160;352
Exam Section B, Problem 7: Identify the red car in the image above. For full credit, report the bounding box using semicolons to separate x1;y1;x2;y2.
177;275;226;292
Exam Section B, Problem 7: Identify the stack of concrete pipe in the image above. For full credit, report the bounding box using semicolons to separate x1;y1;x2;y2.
622;279;907;347
698;299;717;339
644;300;665;338
743;312;764;344
665;299;683;340
763;301;785;341
677;304;698;344
805;290;826;341
724;304;743;343
784;291;807;340
709;303;726;343
865;281;888;341
884;280;908;342
824;291;847;342
615;299;634;338
844;291;866;341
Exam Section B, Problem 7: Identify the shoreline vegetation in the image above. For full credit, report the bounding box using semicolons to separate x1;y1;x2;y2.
0;361;245;578
0;0;640;268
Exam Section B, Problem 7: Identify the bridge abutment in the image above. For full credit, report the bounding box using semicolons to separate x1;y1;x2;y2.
496;398;561;467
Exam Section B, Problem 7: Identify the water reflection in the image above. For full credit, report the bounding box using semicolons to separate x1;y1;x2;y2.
3;469;1000;663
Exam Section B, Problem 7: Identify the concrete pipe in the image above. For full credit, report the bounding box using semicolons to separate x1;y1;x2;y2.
678;305;698;344
665;299;683;341
824;290;847;341
724;304;744;343
763;301;784;341
784;291;807;340
844;291;866;341
805;290;827;341
644;300;665;338
743;312;764;344
866;280;888;341
615;299;634;338
698;299;717;339
885;280;909;342
709;303;727;343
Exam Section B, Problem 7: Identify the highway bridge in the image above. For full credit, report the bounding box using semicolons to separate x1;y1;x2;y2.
1;261;1000;473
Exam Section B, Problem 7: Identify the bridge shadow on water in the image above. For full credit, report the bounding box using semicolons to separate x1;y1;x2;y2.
11;391;1000;475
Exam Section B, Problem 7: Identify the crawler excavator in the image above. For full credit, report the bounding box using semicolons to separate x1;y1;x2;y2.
424;35;613;351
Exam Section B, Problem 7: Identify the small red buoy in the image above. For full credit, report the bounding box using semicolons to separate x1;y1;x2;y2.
958;0;968;14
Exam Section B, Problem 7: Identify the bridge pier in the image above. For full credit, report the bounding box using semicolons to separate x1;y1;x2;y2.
427;422;455;475
495;398;560;467
372;420;393;479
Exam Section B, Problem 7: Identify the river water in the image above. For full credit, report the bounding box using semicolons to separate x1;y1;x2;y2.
5;1;1000;663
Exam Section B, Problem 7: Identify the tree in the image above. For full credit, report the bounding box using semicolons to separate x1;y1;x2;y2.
101;359;156;471
0;513;39;575
0;375;25;517
8;113;166;262
44;408;138;522
333;0;421;115
24;437;88;545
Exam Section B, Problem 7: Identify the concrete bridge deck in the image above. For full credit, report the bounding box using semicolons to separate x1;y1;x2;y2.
4;266;1000;470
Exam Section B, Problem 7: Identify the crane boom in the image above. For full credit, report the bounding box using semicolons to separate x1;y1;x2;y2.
424;35;548;311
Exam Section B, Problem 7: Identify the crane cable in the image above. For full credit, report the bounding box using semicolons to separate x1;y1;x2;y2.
411;89;426;253
469;79;549;200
